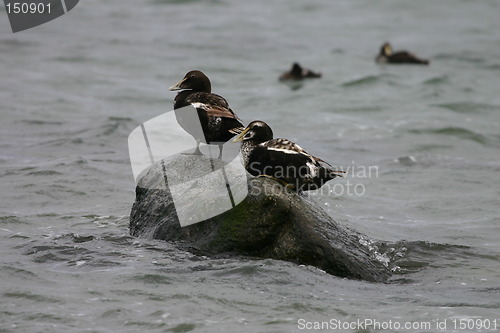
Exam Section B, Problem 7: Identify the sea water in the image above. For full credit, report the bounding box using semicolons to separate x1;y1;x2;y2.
1;0;499;332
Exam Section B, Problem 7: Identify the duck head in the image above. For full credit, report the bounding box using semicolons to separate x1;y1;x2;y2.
169;70;212;93
381;42;393;56
233;120;274;144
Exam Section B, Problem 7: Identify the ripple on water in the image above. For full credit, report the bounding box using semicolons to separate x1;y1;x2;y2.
130;274;174;285
433;102;500;113
333;106;384;113
0;215;27;225
165;323;196;332
482;63;500;70
378;240;500;283
100;307;133;319
433;52;485;64
1;266;39;281
3;291;62;304
341;75;381;87
395;155;417;166
19;119;65;126
422;75;449;85
19;231;134;269
152;0;215;5
408;126;490;145
410;144;454;152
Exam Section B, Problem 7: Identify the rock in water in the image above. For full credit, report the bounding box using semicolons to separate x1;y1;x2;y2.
130;154;391;282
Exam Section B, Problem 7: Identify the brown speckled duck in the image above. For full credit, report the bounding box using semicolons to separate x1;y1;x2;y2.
233;120;344;191
169;70;244;159
376;42;429;65
279;62;322;81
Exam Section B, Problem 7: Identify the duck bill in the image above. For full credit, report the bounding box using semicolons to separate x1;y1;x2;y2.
232;127;250;143
169;78;187;91
383;43;392;56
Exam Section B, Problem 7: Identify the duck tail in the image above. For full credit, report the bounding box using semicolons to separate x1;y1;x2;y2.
330;169;346;178
315;157;345;178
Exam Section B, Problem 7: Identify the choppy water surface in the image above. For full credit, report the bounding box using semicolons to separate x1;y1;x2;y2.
1;0;499;332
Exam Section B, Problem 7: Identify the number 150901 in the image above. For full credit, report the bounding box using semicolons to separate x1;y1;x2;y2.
6;2;51;14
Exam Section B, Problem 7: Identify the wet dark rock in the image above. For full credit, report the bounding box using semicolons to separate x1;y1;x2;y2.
130;154;391;282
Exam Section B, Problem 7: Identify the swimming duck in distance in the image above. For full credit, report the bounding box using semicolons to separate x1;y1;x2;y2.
279;62;322;81
233;120;344;191
376;42;429;65
169;70;244;159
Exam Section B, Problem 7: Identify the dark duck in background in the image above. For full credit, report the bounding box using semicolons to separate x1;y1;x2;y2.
376;42;429;65
233;121;344;191
279;62;322;81
169;70;244;159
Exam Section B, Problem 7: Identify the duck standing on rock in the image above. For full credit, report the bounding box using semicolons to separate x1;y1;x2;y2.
375;42;430;65
169;70;245;159
233;121;344;191
279;62;322;81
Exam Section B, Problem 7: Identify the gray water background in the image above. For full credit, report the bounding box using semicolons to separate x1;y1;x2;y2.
1;0;499;332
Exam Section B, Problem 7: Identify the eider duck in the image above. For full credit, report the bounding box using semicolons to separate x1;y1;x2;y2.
233;120;344;191
169;70;244;159
279;62;322;81
376;42;429;65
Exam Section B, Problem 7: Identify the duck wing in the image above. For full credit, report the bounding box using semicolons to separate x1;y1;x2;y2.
264;139;345;178
246;139;309;175
262;138;307;154
184;92;243;122
390;51;428;64
191;102;241;120
185;92;229;108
